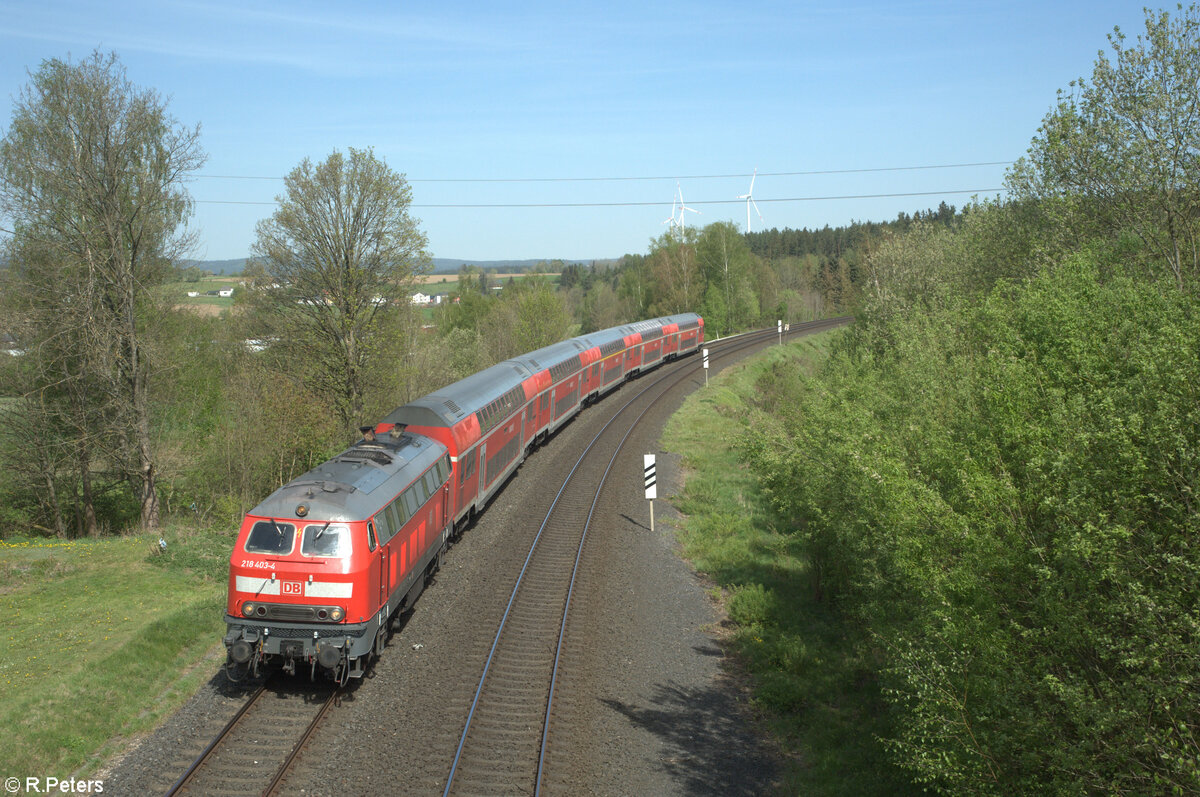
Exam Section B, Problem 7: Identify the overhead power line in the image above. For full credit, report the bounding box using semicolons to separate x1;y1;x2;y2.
196;187;1007;208
192;160;1013;184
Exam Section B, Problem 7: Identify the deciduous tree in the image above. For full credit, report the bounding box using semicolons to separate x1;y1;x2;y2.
0;51;204;530
1008;4;1200;289
250;147;429;434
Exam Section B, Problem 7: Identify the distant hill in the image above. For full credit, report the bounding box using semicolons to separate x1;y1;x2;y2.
430;258;606;272
183;258;247;275
186;257;601;276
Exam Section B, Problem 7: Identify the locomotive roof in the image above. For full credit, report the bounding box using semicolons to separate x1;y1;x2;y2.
248;430;447;523
380;313;703;430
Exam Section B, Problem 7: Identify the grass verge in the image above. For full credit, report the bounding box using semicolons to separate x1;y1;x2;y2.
661;331;915;795
0;522;236;780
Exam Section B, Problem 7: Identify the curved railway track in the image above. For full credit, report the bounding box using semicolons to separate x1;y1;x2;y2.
160;318;849;797
443;318;849;796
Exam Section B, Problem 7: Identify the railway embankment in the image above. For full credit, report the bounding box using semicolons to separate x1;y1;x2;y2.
660;328;915;795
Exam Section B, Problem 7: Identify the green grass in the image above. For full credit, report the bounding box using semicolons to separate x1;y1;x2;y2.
0;523;233;778
661;331;916;796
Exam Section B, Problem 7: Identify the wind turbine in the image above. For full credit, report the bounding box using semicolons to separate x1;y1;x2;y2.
676;182;700;232
738;168;764;232
662;189;679;230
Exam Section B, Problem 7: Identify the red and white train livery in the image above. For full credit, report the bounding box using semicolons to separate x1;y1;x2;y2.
224;313;703;681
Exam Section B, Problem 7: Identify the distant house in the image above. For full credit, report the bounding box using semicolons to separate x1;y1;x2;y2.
433;293;449;305
410;292;432;305
218;288;234;298
186;291;201;298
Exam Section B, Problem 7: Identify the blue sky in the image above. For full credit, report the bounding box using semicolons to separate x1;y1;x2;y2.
0;1;1153;262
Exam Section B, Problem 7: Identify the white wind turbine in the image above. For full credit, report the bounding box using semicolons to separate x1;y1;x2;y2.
738;168;764;232
662;189;679;230
675;182;700;233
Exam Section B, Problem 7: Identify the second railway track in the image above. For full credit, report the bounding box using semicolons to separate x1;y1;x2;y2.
443;319;848;796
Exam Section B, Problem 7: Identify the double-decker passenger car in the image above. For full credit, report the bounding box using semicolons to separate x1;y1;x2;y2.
224;313;702;681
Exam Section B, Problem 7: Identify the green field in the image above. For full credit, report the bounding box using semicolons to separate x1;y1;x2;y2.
0;525;232;778
661;330;914;795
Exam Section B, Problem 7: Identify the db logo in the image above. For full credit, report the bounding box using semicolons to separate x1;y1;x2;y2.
282;581;303;595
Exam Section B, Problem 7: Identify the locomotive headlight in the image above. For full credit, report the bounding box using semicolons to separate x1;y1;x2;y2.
242;602;256;617
330;606;345;622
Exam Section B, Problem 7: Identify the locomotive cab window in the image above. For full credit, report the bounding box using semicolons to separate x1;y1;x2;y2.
402;487;420;517
301;523;351;558
245;520;296;555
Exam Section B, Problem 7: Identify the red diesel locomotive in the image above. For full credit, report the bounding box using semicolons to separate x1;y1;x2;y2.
224;313;703;682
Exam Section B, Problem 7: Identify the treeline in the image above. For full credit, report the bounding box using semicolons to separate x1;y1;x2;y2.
0;50;881;538
744;200;959;260
741;6;1200;793
0;50;954;540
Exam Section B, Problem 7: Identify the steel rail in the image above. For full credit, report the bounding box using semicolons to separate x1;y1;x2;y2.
164;684;267;796
261;687;341;796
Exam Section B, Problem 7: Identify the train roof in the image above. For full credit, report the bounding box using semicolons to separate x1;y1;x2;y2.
507;337;589;375
382;358;534;428
248;430;447;523
380;313;703;430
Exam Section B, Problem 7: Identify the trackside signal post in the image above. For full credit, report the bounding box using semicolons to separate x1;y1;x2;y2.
644;454;657;532
702;347;709;386
778;319;782;344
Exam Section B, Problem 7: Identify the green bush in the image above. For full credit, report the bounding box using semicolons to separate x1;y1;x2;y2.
748;251;1200;793
727;582;776;627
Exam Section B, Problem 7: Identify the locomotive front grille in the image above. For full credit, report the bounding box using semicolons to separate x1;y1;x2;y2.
269;605;318;621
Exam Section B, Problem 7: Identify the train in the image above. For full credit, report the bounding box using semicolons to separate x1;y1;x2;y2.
224;313;704;682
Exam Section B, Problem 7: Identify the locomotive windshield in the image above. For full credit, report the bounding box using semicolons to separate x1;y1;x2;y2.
301;523;352;557
245;520;295;554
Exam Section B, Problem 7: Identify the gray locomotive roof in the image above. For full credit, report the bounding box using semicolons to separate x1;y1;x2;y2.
381;313;703;430
248;431;447;523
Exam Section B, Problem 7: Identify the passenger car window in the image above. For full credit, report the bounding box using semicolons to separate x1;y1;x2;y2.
301;523;351;557
245;520;295;555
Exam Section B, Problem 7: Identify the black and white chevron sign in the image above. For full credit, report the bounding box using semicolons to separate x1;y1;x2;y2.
644;454;657;500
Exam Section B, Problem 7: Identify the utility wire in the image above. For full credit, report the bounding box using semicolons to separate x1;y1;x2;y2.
196;187;1008;208
193;160;1013;183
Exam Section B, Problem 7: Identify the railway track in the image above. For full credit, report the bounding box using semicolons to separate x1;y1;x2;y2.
443;318;849;796
165;680;339;796
160;317;849;797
